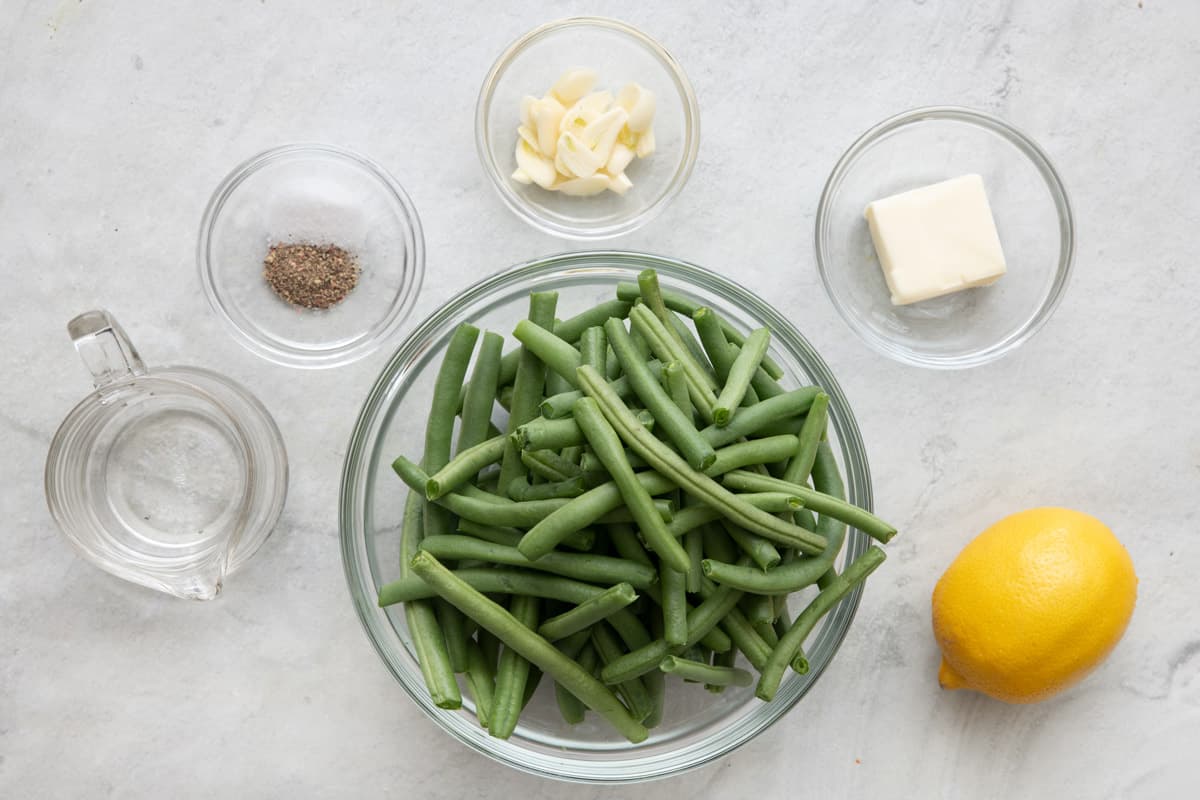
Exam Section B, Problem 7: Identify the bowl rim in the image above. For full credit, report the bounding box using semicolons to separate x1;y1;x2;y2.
474;17;700;241
339;250;874;783
814;105;1076;369
196;141;426;370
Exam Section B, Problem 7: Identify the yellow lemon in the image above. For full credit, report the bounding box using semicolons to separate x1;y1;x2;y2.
931;507;1137;703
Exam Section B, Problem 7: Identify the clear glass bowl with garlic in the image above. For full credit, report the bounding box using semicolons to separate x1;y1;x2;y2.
512;69;656;198
476;17;700;240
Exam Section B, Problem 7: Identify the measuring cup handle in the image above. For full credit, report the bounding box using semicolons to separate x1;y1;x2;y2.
67;310;148;390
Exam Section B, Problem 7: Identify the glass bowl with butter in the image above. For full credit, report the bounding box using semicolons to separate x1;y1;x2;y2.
815;107;1075;369
476;17;700;240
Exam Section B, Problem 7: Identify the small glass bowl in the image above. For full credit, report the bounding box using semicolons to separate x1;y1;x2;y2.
197;143;425;369
815;107;1075;369
340;251;873;782
475;17;700;240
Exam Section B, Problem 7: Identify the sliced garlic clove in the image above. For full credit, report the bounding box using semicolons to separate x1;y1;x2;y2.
530;96;565;157
552;174;611;196
511;168;533;185
582;107;628;164
517;125;540;152
578;90;614;116
606;143;636;175
520;95;538;130
635;128;656;158
554;130;604;178
616;83;656;133
550;69;598;106
606;171;634;195
516;140;558;189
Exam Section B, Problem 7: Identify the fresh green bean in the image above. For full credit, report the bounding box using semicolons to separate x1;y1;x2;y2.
514;408;656;451
782;392;829;487
684;529;704;594
513;319;583;389
436;599;472;674
608;523;654;568
720;607;772;670
553;630;593;724
464;638;495;729
704;435;800;477
518;470;675;561
660;563;688;646
721;470;897;543
629;305;717;421
577;366;827;554
604;319;716;471
458;331;504;454
395;455;574;527
666;312;716;378
457;518;594;553
636;270;717;386
753;620;780;647
615;282;785;379
660;655;752;687
703;523;739;563
642;663;666;728
539;363;661;420
427;434;507;500
499;292;558;494
538;583;639;641
497;383;514;412
592;623;653;722
596;499;674;525
573;397;690;574
425;323;481;538
506;475;586;501
399;491;461;709
722;521;782;571
700;388;823;448
545;368;572;398
692;307;737;385
706;647;738;693
488;300;634;395
489;594;540;738
740;593;775;626
409;552;648;742
554;299;634;344
713;327;769;427
664;361;693;421
520;449;582;482
580;326;607;374
599;561;749;685
756;546;887;701
419;535;658;591
381;567;620;606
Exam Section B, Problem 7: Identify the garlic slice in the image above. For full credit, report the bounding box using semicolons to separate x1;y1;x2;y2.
550;69;597;105
517;125;540;152
554;130;605;179
516;140;558;189
606;143;636;175
581;107;628;164
519;95;538;130
552;175;611;196
606;171;634;195
635;128;656;158
616;83;656;133
530;96;565;157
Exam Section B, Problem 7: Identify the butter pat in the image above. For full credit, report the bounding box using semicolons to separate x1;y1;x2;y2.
864;174;1007;306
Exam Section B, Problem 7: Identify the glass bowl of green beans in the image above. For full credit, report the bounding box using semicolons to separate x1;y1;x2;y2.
339;251;875;782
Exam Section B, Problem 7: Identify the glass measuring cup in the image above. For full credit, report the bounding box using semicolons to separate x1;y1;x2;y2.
45;311;288;600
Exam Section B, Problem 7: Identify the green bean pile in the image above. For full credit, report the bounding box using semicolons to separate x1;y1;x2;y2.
379;269;898;743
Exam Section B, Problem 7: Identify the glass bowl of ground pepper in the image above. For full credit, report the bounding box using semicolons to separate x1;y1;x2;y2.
198;143;426;369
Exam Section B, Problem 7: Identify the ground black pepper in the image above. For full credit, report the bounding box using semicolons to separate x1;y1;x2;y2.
263;242;359;309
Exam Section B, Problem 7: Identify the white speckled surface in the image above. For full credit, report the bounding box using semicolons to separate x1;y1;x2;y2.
3;1;1198;797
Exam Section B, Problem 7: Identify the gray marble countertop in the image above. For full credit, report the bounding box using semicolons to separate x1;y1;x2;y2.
4;1;1197;797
